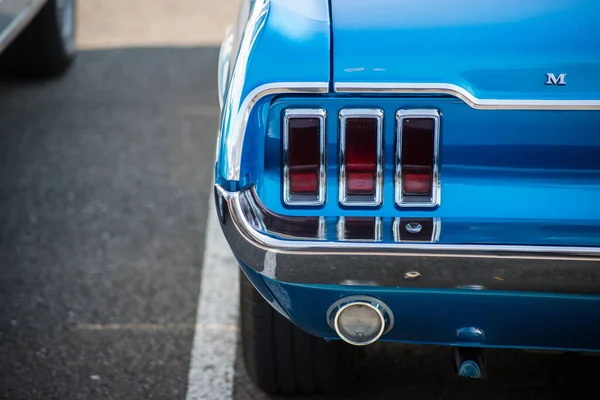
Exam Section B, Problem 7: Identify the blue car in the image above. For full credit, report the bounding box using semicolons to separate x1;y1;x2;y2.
216;0;600;394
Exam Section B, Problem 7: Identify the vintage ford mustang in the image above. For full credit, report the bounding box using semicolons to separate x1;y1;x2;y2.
215;0;600;394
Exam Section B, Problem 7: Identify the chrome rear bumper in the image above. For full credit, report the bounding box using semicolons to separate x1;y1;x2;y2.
215;184;600;295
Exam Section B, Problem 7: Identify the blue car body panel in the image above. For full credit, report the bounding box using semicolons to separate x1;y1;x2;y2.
259;97;600;223
331;0;600;100
217;0;600;352
240;264;600;352
217;0;330;184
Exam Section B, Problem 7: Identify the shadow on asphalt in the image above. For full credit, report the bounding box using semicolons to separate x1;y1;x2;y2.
236;341;600;399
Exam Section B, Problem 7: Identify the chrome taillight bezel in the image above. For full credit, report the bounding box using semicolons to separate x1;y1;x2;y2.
395;109;441;208
282;108;327;206
338;108;384;207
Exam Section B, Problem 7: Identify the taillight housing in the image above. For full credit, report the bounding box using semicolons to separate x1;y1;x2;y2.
395;109;441;207
339;109;383;206
282;109;326;206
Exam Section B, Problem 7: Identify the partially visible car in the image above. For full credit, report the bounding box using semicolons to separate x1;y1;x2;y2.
216;0;600;395
0;0;76;78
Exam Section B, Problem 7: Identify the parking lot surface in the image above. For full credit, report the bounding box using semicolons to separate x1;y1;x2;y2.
1;1;599;399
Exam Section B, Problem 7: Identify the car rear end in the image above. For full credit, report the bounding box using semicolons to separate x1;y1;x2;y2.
215;0;600;393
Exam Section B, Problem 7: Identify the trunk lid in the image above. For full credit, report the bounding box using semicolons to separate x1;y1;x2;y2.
330;0;600;101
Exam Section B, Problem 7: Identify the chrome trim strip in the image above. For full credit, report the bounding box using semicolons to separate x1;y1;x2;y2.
337;217;383;242
338;109;384;206
334;82;600;111
221;82;329;181
217;26;234;110
282;108;327;206
393;218;441;243
0;0;47;53
216;185;600;293
396;109;441;208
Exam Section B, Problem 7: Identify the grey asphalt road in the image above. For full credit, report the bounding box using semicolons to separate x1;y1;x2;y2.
1;1;600;400
0;46;219;399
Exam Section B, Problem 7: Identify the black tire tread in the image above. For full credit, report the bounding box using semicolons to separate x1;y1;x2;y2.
240;272;356;395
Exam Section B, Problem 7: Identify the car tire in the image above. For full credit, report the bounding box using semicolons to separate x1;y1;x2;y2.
2;0;76;78
240;272;358;395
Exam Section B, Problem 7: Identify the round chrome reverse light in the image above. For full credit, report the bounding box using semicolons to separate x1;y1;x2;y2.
333;301;385;346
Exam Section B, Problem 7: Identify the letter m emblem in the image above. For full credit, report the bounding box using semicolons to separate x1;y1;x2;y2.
546;73;567;86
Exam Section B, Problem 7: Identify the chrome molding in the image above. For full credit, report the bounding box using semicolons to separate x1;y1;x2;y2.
215;184;600;293
334;82;600;110
221;81;329;181
0;0;47;53
393;218;441;243
217;25;234;110
338;109;384;206
282;108;327;206
396;109;441;208
216;184;600;259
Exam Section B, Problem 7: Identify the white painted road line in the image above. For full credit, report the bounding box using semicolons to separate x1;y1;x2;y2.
186;201;239;400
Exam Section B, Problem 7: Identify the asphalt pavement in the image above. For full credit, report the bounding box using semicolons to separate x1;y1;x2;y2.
1;1;600;399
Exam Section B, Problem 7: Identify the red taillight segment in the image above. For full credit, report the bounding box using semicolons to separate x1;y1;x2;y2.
288;117;320;194
339;109;383;206
396;110;440;207
283;109;326;206
345;118;377;195
401;118;434;196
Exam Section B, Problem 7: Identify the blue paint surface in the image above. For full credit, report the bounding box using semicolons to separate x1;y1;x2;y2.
330;0;600;99
241;266;600;352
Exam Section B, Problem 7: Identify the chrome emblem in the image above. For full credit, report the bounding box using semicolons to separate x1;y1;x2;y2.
405;222;422;233
545;73;567;86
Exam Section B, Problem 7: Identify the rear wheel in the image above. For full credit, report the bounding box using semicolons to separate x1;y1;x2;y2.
240;272;358;395
2;0;76;78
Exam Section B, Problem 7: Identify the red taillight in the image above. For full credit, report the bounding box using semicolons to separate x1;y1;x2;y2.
396;110;440;207
346;118;377;194
288;118;320;194
339;109;383;206
283;109;326;206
